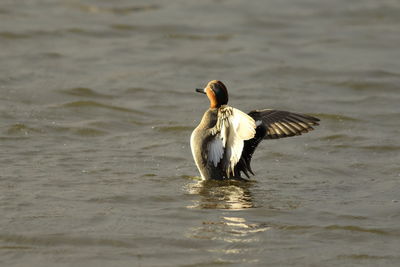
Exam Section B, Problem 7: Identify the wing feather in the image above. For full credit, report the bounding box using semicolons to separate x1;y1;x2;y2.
235;109;320;178
231;108;256;140
249;109;319;139
207;106;256;177
225;108;256;175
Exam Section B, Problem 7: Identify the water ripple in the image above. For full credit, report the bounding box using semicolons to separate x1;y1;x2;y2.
1;28;130;40
314;113;361;121
59;87;115;99
72;4;160;15
61;101;148;115
0;233;135;248
154;125;193;133
337;254;398;260
275;223;399;236
0;31;30;39
5;123;43;135
334;81;398;92
325;225;394;236
167;33;232;41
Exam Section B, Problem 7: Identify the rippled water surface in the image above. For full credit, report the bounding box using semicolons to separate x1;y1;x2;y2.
1;0;400;266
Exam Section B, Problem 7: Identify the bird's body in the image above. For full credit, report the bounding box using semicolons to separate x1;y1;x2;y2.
191;80;320;180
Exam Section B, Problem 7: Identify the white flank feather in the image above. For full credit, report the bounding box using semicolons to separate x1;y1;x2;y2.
207;135;224;167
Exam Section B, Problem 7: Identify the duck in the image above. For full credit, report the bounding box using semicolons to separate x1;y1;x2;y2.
190;80;320;180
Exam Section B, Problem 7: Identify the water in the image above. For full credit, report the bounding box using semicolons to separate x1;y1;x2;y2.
1;0;400;266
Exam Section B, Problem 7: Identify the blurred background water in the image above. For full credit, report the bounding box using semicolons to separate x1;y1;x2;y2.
1;0;400;266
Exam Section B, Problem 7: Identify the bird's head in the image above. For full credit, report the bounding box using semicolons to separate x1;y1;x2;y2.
196;80;229;108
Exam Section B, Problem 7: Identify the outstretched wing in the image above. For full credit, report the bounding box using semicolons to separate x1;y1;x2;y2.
207;106;256;178
250;109;320;139
235;109;320;178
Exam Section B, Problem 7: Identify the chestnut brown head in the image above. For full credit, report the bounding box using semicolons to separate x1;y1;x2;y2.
196;80;229;108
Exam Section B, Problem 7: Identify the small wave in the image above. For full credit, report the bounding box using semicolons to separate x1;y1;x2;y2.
42;52;63;58
0;31;30;39
319;134;366;141
110;24;138;31
167;33;232;41
45;120;131;137
340;6;400;24
325;225;393;236
264;65;337;78
337;214;368;220
5;123;44;135
275;224;316;231
319;134;349;141
337;254;398;260
71;127;107;137
74;4;160;15
123;87;158;95
111;23;194;34
1;28;123;40
61;101;147;115
0;246;32;250
65;27;124;38
273;223;397;237
123;87;187;98
360;145;400;152
87;195;133;204
59;87;114;98
154;125;193;133
0;233;135;248
333;81;398;92
314;113;360;121
0;136;30;141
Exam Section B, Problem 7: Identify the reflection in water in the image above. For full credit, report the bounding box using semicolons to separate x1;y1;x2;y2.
186;216;270;265
188;215;270;242
184;179;270;264
185;179;255;210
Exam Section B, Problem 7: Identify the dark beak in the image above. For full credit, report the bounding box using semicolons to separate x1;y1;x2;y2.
195;88;206;94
